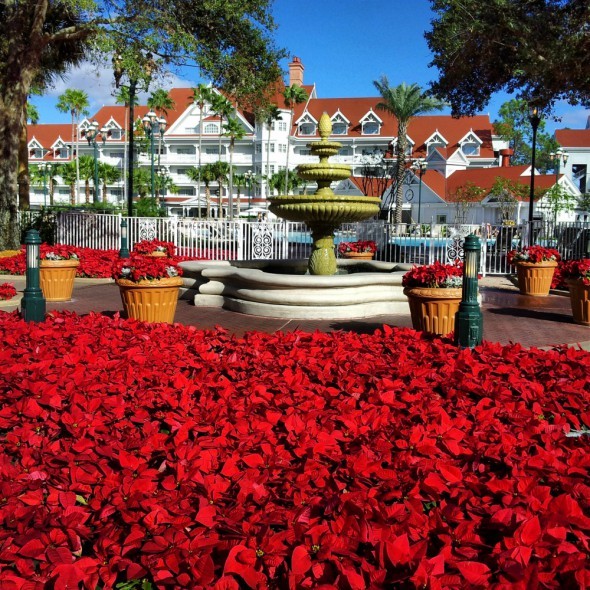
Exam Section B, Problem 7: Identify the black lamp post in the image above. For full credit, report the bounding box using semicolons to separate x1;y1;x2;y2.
86;121;108;204
528;106;541;245
412;158;428;226
455;234;483;348
142;111;167;202
21;229;46;322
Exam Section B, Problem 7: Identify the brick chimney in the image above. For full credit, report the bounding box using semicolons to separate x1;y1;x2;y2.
288;57;304;87
500;148;514;167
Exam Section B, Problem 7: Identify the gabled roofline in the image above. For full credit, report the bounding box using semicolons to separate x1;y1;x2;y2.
295;110;318;125
330;109;350;124
359;108;383;124
424;129;449;145
458;129;483;145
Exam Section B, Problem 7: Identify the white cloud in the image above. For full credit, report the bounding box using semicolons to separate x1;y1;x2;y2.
44;61;195;116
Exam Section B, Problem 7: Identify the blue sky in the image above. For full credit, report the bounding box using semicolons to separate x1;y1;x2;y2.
32;0;589;134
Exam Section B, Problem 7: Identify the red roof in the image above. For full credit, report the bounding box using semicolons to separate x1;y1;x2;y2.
292;99;495;159
444;166;557;202
555;128;590;148
27;124;73;160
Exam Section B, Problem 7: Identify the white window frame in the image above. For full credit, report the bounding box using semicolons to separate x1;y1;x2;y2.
204;123;219;134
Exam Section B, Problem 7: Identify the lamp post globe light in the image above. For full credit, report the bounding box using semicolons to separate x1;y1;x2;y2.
86;121;109;205
142;111;167;202
527;105;541;245
411;158;428;227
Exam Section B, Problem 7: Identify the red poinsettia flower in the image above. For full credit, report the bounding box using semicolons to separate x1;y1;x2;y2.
337;240;377;254
402;260;464;288
507;245;561;264
134;239;176;256
0;282;16;300
112;253;183;282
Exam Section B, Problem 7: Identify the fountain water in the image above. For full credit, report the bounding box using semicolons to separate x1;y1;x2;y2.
179;113;410;319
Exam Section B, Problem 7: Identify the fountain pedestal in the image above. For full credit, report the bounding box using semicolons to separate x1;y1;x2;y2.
269;113;380;275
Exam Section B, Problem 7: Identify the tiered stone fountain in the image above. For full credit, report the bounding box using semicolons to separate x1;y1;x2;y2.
179;113;410;319
269;113;381;275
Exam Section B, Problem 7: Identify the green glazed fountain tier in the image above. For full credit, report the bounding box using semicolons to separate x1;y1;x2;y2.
297;163;351;182
309;142;343;158
269;194;381;224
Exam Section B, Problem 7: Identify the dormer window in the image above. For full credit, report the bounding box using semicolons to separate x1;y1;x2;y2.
299;122;315;135
30;148;43;159
332;123;347;135
108;128;122;140
459;130;482;156
360;111;382;136
56;147;70;159
363;121;379;135
204;122;219;134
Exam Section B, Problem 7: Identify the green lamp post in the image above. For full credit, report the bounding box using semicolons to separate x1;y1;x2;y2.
21;229;46;322
119;217;130;258
455;234;483;348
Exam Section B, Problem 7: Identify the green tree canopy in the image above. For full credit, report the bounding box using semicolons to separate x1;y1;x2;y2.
493;99;559;173
0;0;285;249
426;0;590;115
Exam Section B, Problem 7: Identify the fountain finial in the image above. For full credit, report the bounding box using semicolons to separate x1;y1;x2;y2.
318;112;332;141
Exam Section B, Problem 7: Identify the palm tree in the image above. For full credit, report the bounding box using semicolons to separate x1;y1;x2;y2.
223;116;246;219
268;169;304;196
98;162;122;203
56;89;90;205
190;84;214;214
211;161;230;217
373;78;445;224
261;105;282;199
57;161;77;205
232;173;247;215
210;92;234;158
282;84;308;194
78;155;95;204
188;163;216;218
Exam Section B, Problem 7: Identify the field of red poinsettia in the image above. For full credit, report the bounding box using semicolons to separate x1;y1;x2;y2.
0;246;201;278
0;311;589;589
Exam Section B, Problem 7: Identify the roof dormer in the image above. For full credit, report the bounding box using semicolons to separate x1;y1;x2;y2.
51;138;71;160
330;110;350;135
425;130;448;156
102;117;124;140
28;138;44;159
359;109;383;135
458;129;483;156
296;111;318;136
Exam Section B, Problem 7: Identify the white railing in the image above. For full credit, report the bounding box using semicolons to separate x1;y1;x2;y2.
52;212;590;274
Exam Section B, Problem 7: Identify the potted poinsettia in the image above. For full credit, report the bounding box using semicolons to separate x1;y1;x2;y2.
39;244;80;301
134;239;176;257
112;254;184;323
337;240;377;259
561;259;590;326
402;260;464;336
0;282;17;301
507;245;561;297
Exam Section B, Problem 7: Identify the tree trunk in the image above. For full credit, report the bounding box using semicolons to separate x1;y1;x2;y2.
49;178;55;206
18;103;31;210
197;103;203;219
284;107;293;194
394;121;408;225
0;77;32;249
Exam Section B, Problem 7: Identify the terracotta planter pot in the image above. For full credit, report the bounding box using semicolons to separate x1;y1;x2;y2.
515;261;558;296
403;287;463;336
40;259;80;301
567;280;590;326
343;252;374;260
148;251;167;257
116;276;183;324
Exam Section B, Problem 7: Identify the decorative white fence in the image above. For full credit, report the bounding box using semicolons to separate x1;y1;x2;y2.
54;212;590;275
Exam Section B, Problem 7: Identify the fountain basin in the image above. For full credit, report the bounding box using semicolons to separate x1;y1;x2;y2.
180;259;412;319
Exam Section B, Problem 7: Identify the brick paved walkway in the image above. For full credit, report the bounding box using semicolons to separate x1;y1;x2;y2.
2;275;589;350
